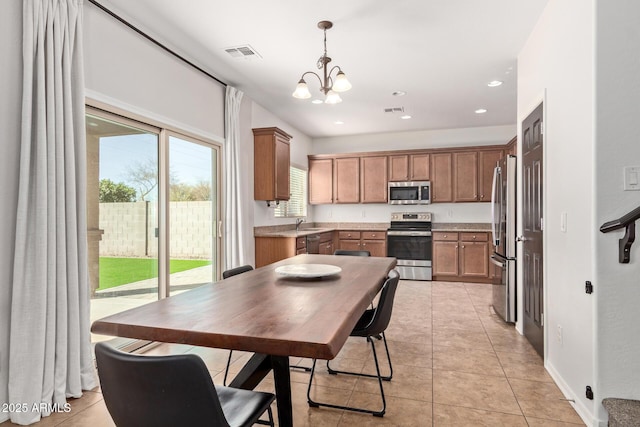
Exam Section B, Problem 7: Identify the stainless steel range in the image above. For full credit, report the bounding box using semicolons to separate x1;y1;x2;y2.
386;212;432;281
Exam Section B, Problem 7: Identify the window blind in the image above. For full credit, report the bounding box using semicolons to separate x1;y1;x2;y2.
275;166;307;218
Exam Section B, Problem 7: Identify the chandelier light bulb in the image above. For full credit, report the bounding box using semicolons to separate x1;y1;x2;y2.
292;79;311;99
324;90;342;104
332;71;352;92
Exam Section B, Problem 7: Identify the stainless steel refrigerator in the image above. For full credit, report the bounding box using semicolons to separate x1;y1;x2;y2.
491;155;516;323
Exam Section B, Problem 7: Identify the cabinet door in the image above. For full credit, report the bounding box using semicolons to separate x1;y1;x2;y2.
309;159;333;204
361;156;388;203
319;241;334;255
388;155;409;181
410;153;430;180
338;240;362;251
478;149;503;202
433;241;459;276
453;151;478;202
274;135;290;200
334;157;360;203
362;240;386;257
459;241;489;277
431;153;453;202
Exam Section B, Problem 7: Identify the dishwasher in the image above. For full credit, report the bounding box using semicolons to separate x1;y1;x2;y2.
306;234;321;254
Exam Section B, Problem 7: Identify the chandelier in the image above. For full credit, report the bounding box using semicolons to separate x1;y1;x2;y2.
292;21;352;104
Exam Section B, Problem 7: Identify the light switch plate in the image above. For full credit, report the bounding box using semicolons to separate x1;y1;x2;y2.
624;166;640;191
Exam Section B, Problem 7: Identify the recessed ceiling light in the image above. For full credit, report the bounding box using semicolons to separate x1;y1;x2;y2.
88;122;98;127
311;99;323;104
487;80;503;87
334;121;344;125
475;108;487;114
400;115;412;120
392;91;406;97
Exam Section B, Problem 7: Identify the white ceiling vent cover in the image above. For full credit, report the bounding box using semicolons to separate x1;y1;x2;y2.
384;107;405;113
224;45;262;60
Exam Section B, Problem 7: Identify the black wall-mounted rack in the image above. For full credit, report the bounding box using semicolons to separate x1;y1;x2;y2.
600;205;640;263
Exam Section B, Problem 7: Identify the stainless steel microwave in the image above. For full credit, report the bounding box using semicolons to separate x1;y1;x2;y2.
388;181;431;205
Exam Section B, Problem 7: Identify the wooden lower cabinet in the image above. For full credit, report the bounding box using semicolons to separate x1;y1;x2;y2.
432;231;491;283
337;230;386;257
318;232;334;255
256;236;305;268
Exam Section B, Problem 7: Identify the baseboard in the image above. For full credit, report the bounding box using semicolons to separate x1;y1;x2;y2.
545;361;607;426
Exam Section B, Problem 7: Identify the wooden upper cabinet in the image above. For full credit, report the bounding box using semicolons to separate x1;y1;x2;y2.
361;156;388;203
388;155;409;181
334;157;360;203
478;149;504;202
388;153;430;181
431;152;453;202
410;153;430;180
308;158;333;204
253;127;291;201
453;151;478;202
505;136;517;156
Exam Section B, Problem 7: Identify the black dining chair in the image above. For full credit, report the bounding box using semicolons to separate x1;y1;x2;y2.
95;342;275;427
221;265;254;386
306;269;400;417
334;249;375;309
333;249;371;256
222;264;254;279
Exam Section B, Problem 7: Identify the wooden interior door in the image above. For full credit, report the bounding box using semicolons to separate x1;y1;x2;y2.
522;103;544;357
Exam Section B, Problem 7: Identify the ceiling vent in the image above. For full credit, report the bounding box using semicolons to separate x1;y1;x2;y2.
224;45;262;60
383;107;405;113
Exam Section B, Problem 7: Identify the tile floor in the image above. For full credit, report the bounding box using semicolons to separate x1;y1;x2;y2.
1;280;586;426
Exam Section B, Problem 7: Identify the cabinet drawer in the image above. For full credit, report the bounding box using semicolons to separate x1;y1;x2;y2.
361;231;385;240
460;232;488;242
338;231;361;240
296;237;306;249
433;231;459;241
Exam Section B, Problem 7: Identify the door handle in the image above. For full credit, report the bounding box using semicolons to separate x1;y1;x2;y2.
516;236;527;242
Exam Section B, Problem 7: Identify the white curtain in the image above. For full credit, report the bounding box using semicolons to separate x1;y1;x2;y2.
224;86;247;270
9;0;97;424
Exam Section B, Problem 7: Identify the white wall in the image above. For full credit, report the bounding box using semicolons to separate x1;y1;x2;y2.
251;102;313;227
313;125;515;154
0;0;22;422
84;2;225;142
311;125;514;224
594;0;640;423
518;0;596;424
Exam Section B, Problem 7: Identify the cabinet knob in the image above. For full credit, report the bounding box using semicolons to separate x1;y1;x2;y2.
462;245;465;248
443;234;447;238
472;236;476;239
372;234;376;237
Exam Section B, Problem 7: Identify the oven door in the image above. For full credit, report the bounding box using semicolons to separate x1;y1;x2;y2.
386;231;432;261
387;230;432;280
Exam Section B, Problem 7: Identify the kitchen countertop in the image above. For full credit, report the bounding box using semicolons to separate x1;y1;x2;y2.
254;222;389;238
254;222;490;237
432;223;491;233
254;227;336;238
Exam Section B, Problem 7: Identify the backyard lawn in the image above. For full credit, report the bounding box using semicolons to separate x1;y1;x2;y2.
99;257;211;290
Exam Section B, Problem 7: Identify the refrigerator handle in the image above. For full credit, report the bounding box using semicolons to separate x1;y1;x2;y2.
490;255;505;268
491;166;500;246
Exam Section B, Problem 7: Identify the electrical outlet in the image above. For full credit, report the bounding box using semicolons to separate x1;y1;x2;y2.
557;325;563;345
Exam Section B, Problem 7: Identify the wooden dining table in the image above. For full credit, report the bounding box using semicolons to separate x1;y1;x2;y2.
91;254;397;427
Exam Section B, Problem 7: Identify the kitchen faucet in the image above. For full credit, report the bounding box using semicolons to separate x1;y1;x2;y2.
296;218;305;231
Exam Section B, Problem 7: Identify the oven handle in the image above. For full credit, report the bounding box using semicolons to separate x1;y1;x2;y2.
387;231;432;237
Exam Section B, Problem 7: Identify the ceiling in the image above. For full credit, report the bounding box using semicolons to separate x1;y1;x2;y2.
95;0;549;139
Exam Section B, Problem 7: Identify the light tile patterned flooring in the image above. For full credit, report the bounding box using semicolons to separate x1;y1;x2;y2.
2;280;585;426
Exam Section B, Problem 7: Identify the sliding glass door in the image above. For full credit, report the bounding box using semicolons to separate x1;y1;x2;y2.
167;134;217;295
86;107;221;346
